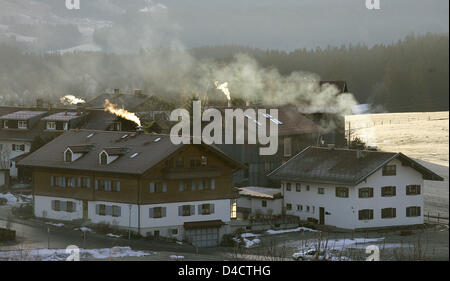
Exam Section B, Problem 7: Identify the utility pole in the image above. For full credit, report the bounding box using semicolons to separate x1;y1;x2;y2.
47;227;50;249
128;204;132;240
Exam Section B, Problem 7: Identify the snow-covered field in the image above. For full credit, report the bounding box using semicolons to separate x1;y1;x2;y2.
346;111;449;217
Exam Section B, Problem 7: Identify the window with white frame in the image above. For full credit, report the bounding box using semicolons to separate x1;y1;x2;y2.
18;121;27;129
47;122;56;130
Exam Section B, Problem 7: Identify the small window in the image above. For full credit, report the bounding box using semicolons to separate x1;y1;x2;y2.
306;206;310;212
286;203;292;211
230;200;237;219
336;187;349;198
297;204;302;211
306;185;310;191
176;157;184;168
18;121;27;129
286;183;291;191
359;209;374;220
359;187;374;198
190;157;201;168
171;229;178;235
201;155;207;165
100;152;108;165
181;205;192;216
296;183;301;192
406;185;421;195
406;206;421;217
65;150;72;162
262;200;267;208
318;187;325;194
381;186;396;197
381;208;396;219
382;164;396;176
112;206;121;217
98;204;106;216
152;207;163;218
47;122;56;130
200;204;213;215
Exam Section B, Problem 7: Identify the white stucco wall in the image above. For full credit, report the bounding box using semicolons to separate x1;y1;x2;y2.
237;196;282;215
0;141;31;177
282;159;425;229
34;195;83;221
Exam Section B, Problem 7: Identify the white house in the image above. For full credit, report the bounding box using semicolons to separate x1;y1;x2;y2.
268;146;443;230
237;186;283;219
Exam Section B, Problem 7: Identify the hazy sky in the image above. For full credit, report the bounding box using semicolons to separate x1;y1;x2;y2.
161;0;449;50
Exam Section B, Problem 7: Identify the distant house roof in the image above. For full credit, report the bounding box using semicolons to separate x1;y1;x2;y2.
18;129;245;175
239;186;282;199
319;81;348;93
268;146;444;185
206;105;325;136
42;112;83;121
0;111;47;120
86;92;151;110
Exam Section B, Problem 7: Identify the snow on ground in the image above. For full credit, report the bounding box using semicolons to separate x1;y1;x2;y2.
0;246;152;261
266;227;319;235
233;233;262;248
75;227;93;232
169;255;185;260
346;111;449;216
0;192;31;206
0;193;18;204
45;222;64;227
106;233;121;238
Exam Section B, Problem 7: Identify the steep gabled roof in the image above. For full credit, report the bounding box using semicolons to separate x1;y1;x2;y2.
268;146;443;185
18;129;245;175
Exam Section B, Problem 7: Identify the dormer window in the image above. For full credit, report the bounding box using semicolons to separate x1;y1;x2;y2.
18;121;27;129
47;122;56;130
65;150;73;162
100;152;108;165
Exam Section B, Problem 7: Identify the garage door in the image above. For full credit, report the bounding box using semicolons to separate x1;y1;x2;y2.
185;227;219;248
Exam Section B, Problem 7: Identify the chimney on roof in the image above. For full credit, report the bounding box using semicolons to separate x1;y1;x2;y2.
36;98;44;108
76;103;85;116
114;88;120;96
227;100;232;108
134;89;142;96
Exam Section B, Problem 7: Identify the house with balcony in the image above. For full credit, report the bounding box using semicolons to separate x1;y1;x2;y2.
18;129;245;247
268;146;443;230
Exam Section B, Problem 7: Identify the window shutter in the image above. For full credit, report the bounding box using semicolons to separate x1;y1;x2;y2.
163;182;167;192
191;180;196;191
211;179;215;190
71;178;76;188
191;205;195;215
116;181;121;192
95;204;99;215
61;201;67;212
418;206;421;216
95;180;98;190
393;208;396;218
86;178;91;188
62;177;66;187
71;202;76;212
198;205;202;215
150;182;155;193
178;181;183;192
178;206;183;216
50;176;54;187
118;206;121;217
149;208;154;218
51;200;55;210
77;177;81;187
211;204;215;214
162;207;166;217
106;205;112;216
198;180;203;190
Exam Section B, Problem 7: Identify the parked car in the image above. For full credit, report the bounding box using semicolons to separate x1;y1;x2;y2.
292;249;330;261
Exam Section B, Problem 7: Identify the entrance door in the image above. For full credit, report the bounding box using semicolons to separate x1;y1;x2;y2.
83;200;88;220
319;207;325;225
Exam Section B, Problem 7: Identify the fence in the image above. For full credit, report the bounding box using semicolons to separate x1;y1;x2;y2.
424;212;449;225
